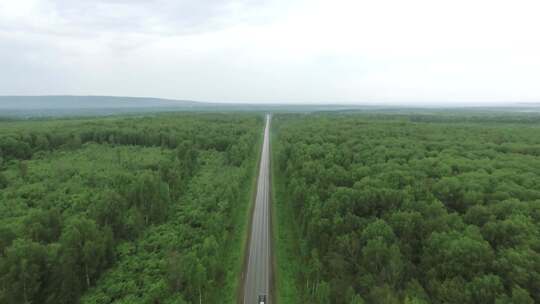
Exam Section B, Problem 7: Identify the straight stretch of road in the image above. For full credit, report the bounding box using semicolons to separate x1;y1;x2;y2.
243;114;272;304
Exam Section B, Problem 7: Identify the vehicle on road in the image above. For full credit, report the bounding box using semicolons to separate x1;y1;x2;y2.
258;294;267;304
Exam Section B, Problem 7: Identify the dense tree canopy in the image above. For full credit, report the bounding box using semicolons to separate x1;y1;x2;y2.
273;113;540;303
0;113;262;303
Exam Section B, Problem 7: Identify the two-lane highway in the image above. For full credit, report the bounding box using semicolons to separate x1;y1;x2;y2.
243;114;272;304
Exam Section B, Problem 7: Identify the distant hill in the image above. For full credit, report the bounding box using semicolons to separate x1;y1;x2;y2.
1;95;539;118
0;95;205;109
0;95;381;117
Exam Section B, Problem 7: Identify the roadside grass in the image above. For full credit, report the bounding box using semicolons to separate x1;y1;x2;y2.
223;115;266;303
271;123;303;304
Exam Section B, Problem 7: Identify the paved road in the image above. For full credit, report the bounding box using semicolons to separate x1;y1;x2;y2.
243;114;272;304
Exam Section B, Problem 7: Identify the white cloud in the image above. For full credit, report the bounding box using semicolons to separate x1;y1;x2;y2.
0;0;539;104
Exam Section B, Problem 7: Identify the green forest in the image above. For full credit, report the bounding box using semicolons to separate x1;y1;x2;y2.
272;114;540;304
2;111;540;304
0;113;262;303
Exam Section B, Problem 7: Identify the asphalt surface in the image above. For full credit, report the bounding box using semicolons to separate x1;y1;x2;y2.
244;114;272;304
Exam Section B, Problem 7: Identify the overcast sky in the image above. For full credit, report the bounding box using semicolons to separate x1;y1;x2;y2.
1;0;539;105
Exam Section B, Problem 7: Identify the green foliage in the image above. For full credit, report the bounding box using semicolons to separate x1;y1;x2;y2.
273;113;540;303
57;217;114;303
0;239;47;304
0;113;262;303
0;172;7;189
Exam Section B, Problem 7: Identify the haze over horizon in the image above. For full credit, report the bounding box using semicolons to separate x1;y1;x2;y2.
1;95;538;108
1;0;540;105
